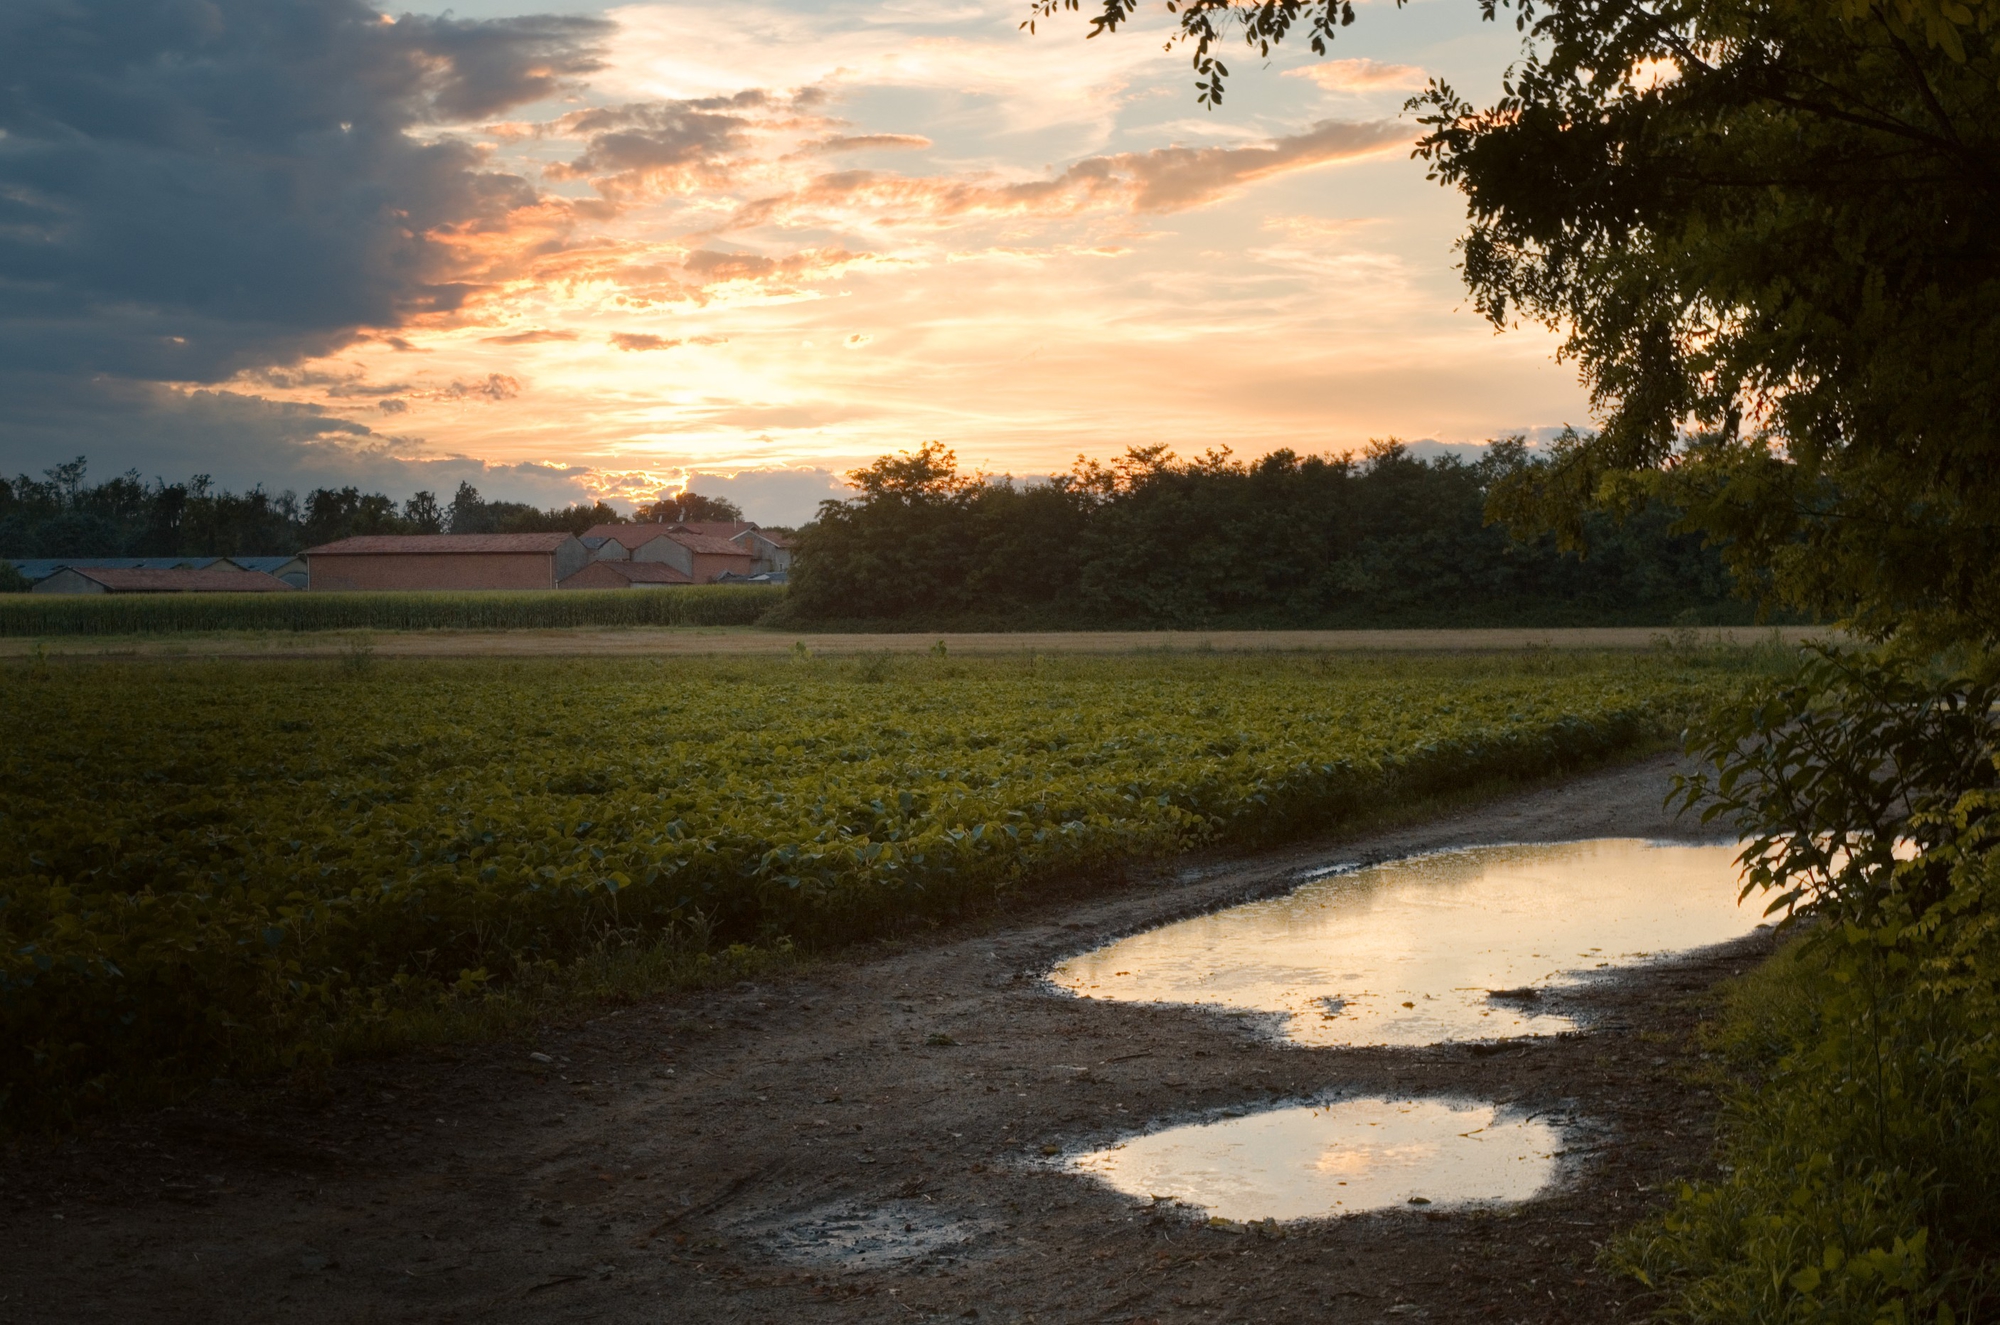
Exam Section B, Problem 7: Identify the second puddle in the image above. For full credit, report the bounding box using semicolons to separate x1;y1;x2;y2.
1050;838;1757;1046
1069;1097;1563;1221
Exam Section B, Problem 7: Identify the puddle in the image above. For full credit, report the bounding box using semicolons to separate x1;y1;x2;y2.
750;1198;996;1270
1070;1097;1562;1221
1051;839;1759;1045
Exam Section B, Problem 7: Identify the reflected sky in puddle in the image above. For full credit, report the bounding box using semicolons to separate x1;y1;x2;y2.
1070;1098;1562;1221
1050;839;1758;1045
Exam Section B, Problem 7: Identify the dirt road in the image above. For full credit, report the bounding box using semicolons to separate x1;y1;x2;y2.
0;754;1762;1324
5;623;1824;660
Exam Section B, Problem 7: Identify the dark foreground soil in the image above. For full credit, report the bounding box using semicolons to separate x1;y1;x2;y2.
0;754;1769;1325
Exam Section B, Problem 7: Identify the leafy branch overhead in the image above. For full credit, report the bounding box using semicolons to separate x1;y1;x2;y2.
1023;0;1365;105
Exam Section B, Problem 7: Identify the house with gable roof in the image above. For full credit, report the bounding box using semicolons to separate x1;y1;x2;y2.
726;527;793;575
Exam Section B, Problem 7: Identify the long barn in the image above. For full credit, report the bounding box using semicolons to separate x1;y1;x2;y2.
30;566;293;594
302;534;589;591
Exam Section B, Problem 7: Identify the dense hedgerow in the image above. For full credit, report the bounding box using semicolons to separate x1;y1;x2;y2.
1615;651;2000;1323
0;585;782;636
0;648;1770;1124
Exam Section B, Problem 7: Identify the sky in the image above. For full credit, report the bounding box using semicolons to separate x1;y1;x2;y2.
0;0;1586;525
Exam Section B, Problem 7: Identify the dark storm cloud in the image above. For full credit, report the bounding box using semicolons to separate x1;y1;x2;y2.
1;368;596;505
0;0;609;386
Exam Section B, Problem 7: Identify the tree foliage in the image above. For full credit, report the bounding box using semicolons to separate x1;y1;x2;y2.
1614;649;2000;1322
632;490;746;525
788;440;1751;627
1048;0;2000;645
0;459;646;557
440;481;623;538
1044;0;2000;1313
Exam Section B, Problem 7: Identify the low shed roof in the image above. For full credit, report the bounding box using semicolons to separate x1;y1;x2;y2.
74;567;294;593
10;557;225;582
304;533;576;556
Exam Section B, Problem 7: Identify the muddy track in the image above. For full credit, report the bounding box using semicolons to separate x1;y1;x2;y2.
0;754;1766;1324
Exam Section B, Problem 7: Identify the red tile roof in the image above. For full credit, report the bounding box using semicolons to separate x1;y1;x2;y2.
672;520;760;539
74;567;294;593
304;534;576;555
667;531;756;557
581;523;676;550
579;523;755;557
733;528;794;548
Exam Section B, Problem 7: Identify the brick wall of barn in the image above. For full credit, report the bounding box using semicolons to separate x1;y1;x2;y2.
687;550;756;582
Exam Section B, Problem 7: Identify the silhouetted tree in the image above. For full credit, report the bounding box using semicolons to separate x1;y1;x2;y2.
403;491;444;534
634;491;745;524
790;440;1747;628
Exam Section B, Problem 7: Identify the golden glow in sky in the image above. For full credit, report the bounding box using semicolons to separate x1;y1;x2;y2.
203;0;1590;518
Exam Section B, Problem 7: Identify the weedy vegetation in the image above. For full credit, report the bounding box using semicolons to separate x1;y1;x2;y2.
1618;650;2000;1324
0;646;1778;1126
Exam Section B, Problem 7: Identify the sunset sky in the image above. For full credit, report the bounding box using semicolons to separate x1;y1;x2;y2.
0;0;1588;524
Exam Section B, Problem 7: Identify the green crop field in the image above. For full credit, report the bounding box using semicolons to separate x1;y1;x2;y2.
0;584;783;636
0;647;1775;1123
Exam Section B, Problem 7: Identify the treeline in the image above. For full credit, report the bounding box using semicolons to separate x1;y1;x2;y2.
0;457;743;560
785;440;1762;629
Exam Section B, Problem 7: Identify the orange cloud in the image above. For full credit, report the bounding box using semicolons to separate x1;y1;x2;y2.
431;374;522;402
680;246;889;290
611;332;680;351
482;328;579;344
610;332;729;350
543;91;831;200
728;119;1411;230
1285;60;1429;92
795;133;933;155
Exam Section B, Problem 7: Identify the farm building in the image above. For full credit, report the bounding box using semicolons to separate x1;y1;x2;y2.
31;566;294;594
669;520;759;540
228;555;308;588
302;533;589;591
582;524;680;561
558;561;694;590
9;556;230;586
729;528;793;575
580;524;756;583
657;530;756;582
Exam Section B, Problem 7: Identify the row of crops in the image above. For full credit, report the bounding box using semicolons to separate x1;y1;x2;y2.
0;648;1773;1122
0;584;783;636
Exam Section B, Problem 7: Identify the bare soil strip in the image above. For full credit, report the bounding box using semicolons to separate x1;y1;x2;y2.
0;754;1762;1324
5;623;1823;660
